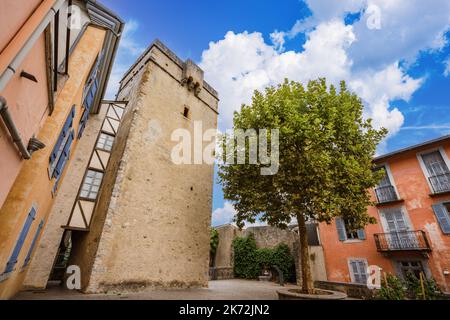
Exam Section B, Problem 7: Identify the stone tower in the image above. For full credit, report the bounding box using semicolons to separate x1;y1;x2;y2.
68;40;219;292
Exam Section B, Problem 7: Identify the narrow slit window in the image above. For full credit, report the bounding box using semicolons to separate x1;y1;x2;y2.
183;106;190;119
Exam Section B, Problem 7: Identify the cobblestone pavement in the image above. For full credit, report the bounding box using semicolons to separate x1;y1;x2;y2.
15;279;299;300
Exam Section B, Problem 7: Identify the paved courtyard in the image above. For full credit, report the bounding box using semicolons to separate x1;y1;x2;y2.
14;279;298;300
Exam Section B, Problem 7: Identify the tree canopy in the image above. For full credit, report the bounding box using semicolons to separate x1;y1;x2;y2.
218;78;387;293
219;78;387;230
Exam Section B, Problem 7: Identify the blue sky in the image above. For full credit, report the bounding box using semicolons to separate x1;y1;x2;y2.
101;0;450;227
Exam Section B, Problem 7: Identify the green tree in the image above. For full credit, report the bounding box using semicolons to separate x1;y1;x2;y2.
210;229;219;266
219;79;387;293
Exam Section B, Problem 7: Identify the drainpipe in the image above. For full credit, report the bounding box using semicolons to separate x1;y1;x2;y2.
0;0;66;92
0;96;31;159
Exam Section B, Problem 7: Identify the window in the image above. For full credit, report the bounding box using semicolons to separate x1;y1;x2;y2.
49;105;75;179
2;206;37;277
306;223;321;246
349;259;368;284
80;170;103;200
78;108;89;139
183;106;190;119
82;53;103;111
398;261;425;279
22;220;44;268
96;133;115;152
431;202;450;235
374;165;398;203
336;217;366;241
421;150;450;193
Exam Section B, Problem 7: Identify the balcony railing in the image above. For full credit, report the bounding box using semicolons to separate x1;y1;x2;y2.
429;173;450;194
374;185;398;203
374;231;431;252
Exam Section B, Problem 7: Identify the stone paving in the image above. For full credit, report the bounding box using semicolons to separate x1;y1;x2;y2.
15;279;300;300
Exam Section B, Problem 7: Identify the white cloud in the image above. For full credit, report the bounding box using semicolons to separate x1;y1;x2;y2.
201;20;356;129
212;201;237;226
200;1;449;136
270;30;286;52
444;57;450;77
211;201;268;228
119;20;146;56
349;0;450;69
105;20;145;99
349;63;423;135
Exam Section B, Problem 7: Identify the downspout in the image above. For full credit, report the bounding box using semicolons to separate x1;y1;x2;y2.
0;96;31;159
0;0;66;92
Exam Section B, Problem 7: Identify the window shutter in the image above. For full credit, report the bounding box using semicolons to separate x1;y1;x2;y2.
4;207;37;273
49;106;75;166
357;229;366;240
22;220;44;268
54;130;74;179
336;217;347;241
432;203;450;235
78;109;89;138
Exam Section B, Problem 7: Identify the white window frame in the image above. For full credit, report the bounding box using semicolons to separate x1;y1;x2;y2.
96;133;115;152
417;147;450;194
374;162;400;200
347;258;369;284
79;170;103;200
378;205;414;233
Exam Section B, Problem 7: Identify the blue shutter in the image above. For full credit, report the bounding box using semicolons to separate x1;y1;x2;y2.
4;207;37;273
78;109;89;139
54;130;74;179
336;217;347;241
22;220;44;268
432;203;450;235
50;106;75;166
357;229;366;240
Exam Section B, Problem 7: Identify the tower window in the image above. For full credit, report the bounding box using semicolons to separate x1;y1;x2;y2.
183;106;190;119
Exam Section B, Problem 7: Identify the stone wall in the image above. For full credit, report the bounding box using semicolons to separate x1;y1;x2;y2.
243;226;297;252
213;224;327;283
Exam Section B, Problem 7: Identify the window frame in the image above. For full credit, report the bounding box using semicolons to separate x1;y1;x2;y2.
79;169;104;201
373;163;400;202
96;132;115;152
48;105;76;179
336;217;366;242
347;258;369;284
0;205;38;281
378;205;414;233
417;147;450;194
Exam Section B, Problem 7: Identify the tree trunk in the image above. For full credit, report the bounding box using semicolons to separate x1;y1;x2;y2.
297;213;314;294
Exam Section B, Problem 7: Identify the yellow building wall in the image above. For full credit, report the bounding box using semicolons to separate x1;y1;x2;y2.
0;26;106;300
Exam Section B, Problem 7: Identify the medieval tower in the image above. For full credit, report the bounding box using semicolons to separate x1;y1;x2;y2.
75;40;219;292
22;40;219;293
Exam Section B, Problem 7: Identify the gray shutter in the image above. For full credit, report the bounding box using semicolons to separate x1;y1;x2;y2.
336;217;347;241
357;229;366;240
432;203;450;235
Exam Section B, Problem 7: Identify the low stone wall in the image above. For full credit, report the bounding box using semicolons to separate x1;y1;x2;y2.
315;280;375;299
209;267;234;281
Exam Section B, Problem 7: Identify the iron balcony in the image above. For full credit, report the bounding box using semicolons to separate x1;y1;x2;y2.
429;173;450;194
375;185;399;203
374;230;432;252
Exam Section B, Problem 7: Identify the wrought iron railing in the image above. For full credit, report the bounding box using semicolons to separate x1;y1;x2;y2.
429;173;450;194
374;185;398;203
374;231;431;252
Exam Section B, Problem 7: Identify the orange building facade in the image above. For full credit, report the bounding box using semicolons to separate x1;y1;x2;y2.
318;135;450;293
0;0;123;299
